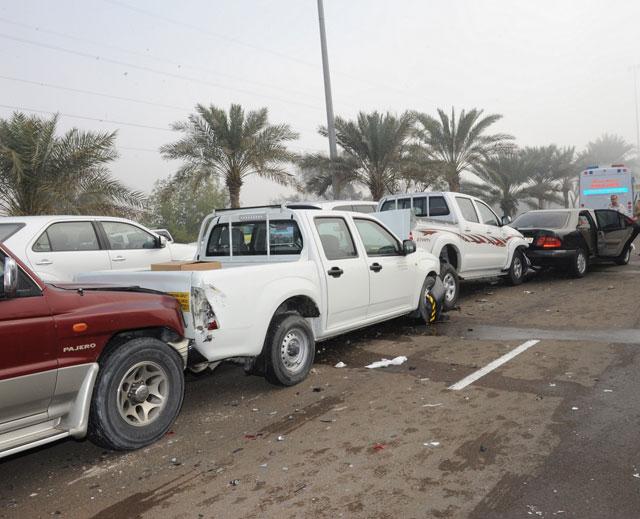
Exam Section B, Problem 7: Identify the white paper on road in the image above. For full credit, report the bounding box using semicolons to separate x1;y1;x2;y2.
365;356;408;369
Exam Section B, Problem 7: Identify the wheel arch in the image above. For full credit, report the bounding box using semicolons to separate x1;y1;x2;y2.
99;326;186;366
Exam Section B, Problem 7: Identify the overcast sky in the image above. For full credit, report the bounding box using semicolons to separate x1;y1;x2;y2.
1;0;639;205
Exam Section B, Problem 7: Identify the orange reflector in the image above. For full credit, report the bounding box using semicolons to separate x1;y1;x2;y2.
73;323;88;332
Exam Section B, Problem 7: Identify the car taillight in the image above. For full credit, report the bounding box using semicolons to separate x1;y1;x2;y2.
535;236;562;248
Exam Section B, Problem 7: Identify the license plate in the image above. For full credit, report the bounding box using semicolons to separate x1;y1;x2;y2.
524;237;534;244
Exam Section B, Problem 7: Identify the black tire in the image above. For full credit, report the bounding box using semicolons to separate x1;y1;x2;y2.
414;274;438;324
569;247;588;277
87;337;185;451
439;263;459;311
505;249;526;285
264;314;315;386
615;246;631;265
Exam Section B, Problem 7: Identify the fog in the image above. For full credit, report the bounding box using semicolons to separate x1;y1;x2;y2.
1;0;638;204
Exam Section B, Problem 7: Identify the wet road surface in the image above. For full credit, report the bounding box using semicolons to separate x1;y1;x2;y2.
2;255;640;518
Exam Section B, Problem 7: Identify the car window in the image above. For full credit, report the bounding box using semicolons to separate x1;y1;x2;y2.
595;210;623;230
353;204;376;213
354;218;401;256
512;212;570;228
455;197;479;223
102;222;156;250
380;200;396;212
578;214;591;228
475;201;499;226
398;198;412;210
428;196;450;217
314;217;358;260
0;223;25;241
413;197;427;216
33;222;100;252
206;220;302;256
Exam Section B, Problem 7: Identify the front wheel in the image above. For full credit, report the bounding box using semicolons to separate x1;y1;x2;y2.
505;250;526;285
87;337;185;451
615;246;631;265
264;314;315;386
439;263;459;311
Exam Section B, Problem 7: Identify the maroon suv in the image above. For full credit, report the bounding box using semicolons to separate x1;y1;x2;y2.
0;242;188;458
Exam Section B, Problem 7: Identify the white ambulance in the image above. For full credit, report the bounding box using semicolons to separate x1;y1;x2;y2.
578;164;636;214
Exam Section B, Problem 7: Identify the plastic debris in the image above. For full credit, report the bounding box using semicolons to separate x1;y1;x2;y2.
365;356;408;369
260;463;268;468
422;403;443;408
335;362;346;368
166;431;174;435
268;411;277;415
633;473;640;478
230;479;239;486
244;434;261;440
269;451;276;456
604;389;613;393
295;485;306;493
277;435;285;441
282;467;289;471
523;290;534;294
423;441;440;447
571;407;579;410
373;445;388;451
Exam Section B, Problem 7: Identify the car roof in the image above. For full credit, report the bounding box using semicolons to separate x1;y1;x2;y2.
287;200;377;208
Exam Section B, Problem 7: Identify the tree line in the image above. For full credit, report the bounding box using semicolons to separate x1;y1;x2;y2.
0;107;637;240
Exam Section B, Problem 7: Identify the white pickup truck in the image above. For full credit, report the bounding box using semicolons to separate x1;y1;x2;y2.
76;206;446;386
376;192;528;309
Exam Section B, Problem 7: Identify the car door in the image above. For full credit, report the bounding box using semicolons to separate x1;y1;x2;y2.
314;217;369;330
0;253;58;428
454;196;486;270
594;210;636;256
25;221;111;282
474;199;510;268
100;221;172;270
352;217;415;319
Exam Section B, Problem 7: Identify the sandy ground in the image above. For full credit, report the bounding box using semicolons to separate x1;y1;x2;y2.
2;254;640;519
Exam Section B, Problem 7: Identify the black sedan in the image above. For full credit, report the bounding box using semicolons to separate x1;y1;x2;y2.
511;209;639;277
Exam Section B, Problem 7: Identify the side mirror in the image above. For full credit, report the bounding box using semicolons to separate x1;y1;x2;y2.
3;257;18;298
402;239;416;255
501;215;512;226
157;235;167;248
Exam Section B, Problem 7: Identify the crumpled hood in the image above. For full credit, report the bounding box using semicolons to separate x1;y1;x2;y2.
49;282;168;297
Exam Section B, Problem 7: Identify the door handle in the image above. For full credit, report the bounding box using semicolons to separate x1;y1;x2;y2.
369;263;383;272
327;267;344;278
486;230;492;235
464;227;471;232
35;259;53;265
112;256;126;262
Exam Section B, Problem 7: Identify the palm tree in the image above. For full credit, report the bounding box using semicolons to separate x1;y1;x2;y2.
576;134;637;170
161;104;299;208
300;111;416;201
0;112;143;216
550;146;576;208
460;151;531;218
414;107;513;192
520;146;563;210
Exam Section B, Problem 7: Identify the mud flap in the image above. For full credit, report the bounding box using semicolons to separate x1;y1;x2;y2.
429;276;446;322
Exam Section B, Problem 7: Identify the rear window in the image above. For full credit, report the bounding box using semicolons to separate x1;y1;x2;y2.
512;212;570;229
0;223;25;241
206;220;302;256
428;196;450;217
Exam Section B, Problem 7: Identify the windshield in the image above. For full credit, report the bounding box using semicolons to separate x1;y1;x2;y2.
512;212;569;229
0;223;25;241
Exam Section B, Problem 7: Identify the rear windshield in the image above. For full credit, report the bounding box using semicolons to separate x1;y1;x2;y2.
206;220;303;256
0;223;25;241
512;212;569;229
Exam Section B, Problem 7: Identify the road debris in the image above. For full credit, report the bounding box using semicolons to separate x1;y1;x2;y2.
335;362;346;368
277;436;285;441
422;403;443;408
373;445;388;451
424;441;440;447
365;356;408;369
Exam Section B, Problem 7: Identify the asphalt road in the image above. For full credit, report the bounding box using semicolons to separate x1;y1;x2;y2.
2;254;640;519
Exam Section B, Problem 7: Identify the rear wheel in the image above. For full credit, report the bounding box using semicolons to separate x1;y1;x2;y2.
505;250;525;285
264;314;315;386
615;246;631;265
439;263;459;310
569;247;588;277
415;274;438;324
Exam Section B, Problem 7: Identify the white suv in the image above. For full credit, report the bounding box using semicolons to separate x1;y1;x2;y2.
0;216;195;282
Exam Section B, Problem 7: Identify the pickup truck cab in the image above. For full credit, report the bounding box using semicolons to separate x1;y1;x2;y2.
77;207;446;387
376;192;529;309
0;242;189;458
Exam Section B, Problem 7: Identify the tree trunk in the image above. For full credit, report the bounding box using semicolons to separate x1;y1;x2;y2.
369;176;386;201
227;174;243;208
563;188;569;208
446;166;460;192
538;198;545;210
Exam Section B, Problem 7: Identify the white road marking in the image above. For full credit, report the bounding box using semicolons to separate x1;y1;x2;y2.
448;340;540;390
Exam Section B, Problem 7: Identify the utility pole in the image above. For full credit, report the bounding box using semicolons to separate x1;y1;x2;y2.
634;65;640;166
317;0;340;199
